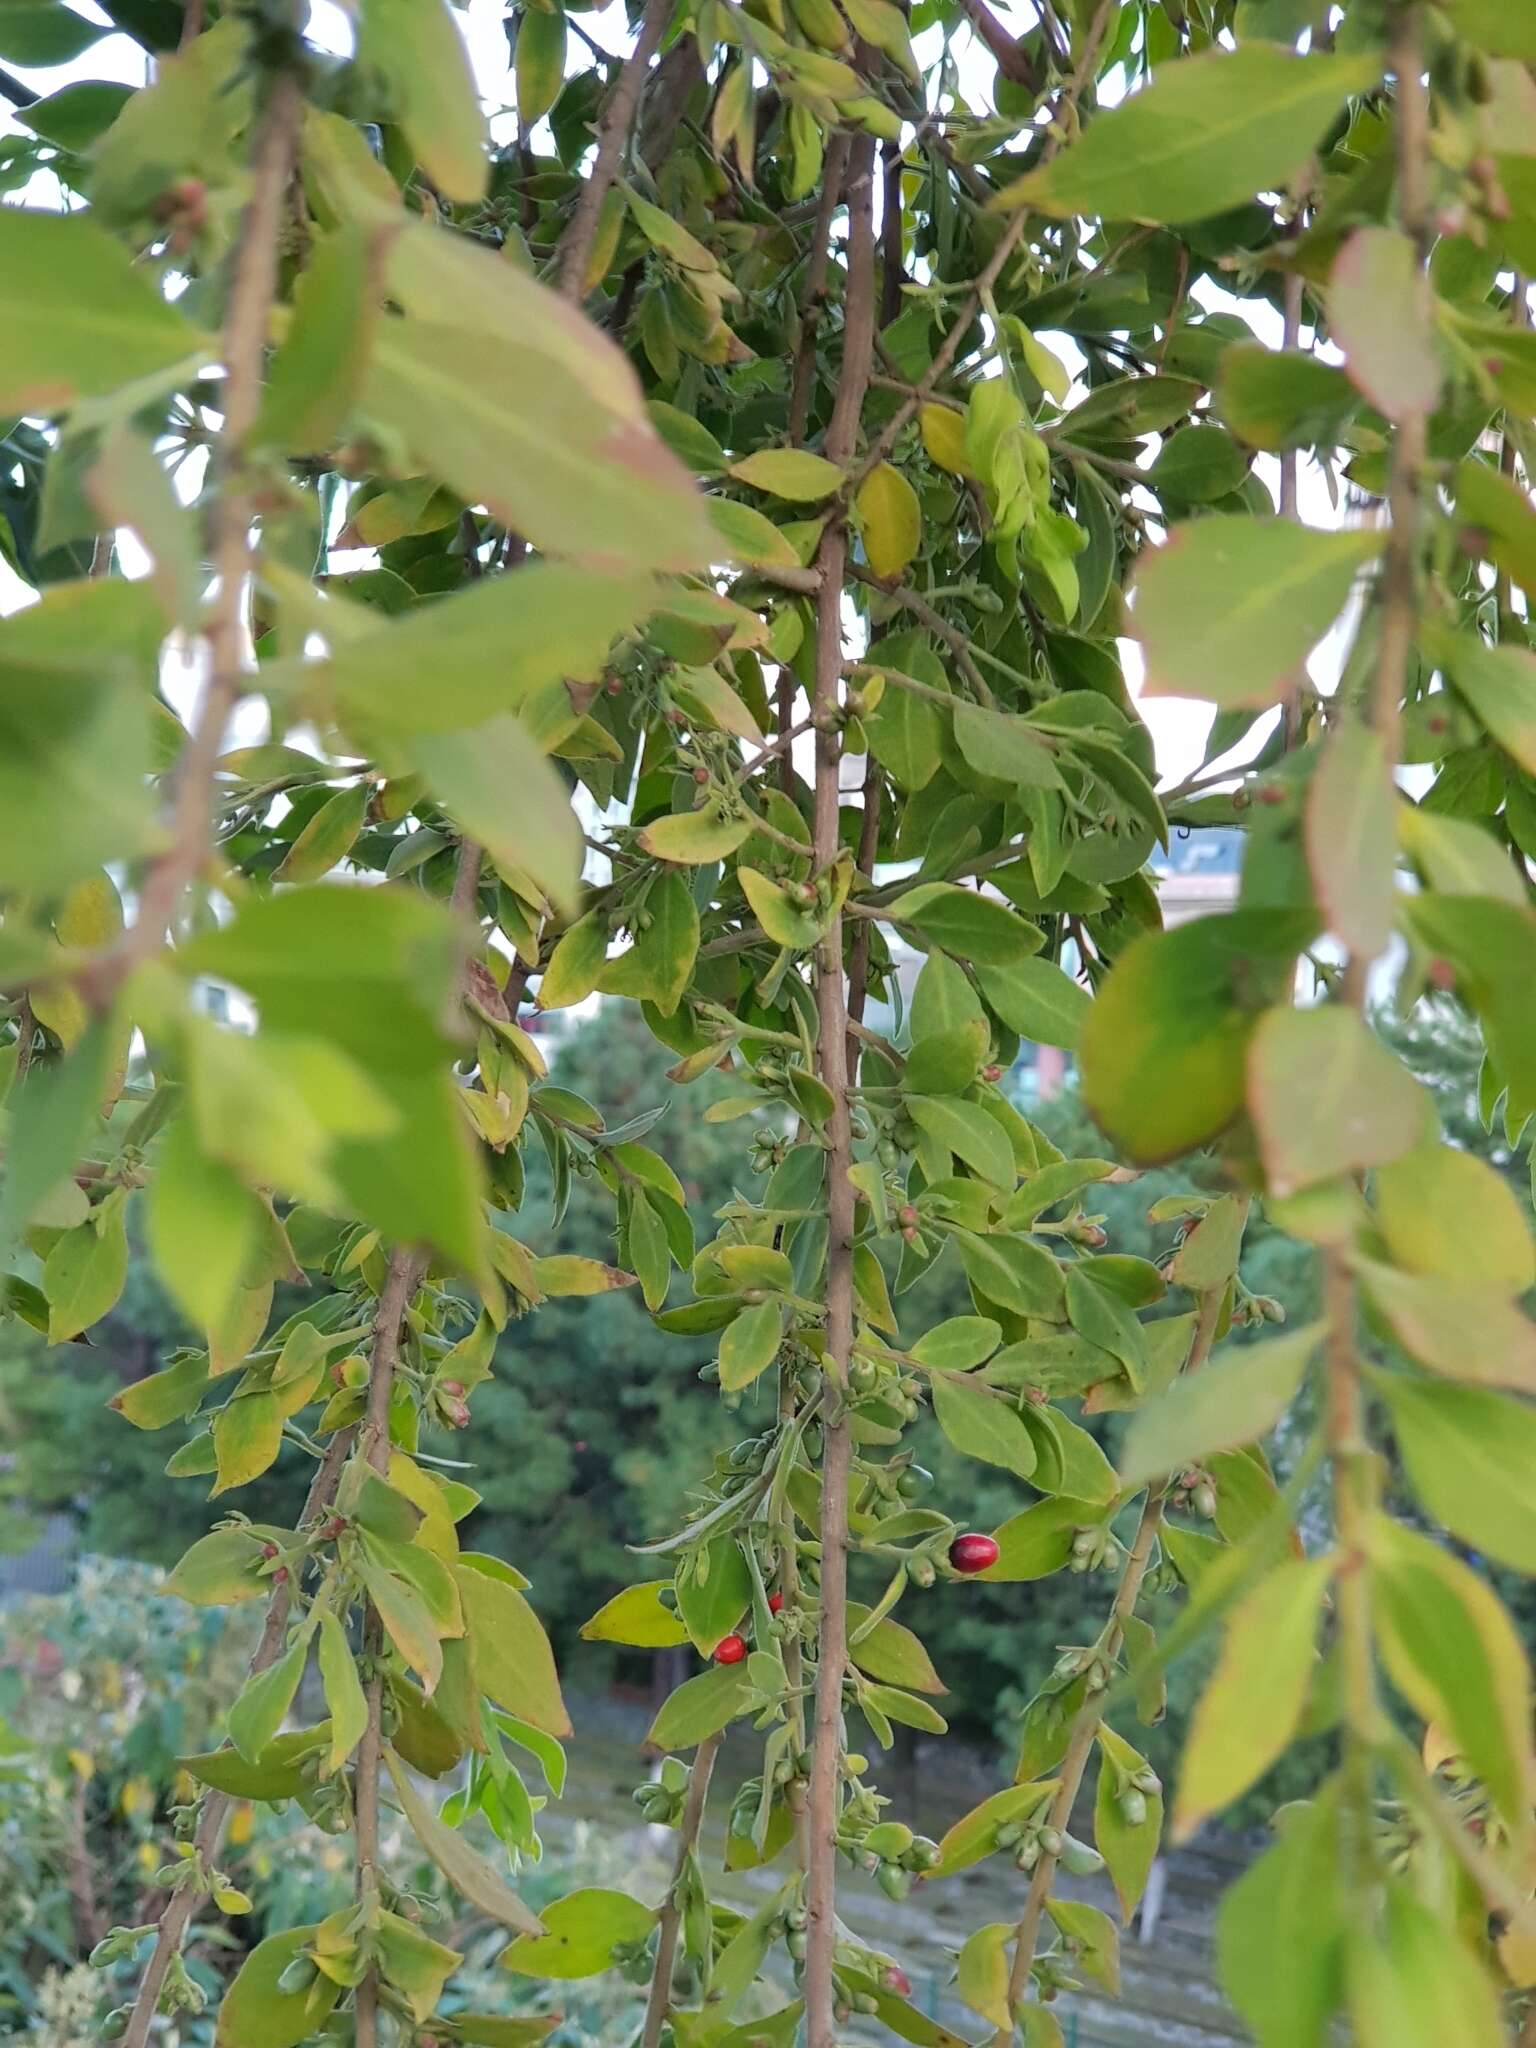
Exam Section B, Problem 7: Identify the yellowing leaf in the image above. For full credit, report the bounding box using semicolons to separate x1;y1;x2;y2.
855;462;921;582
728;448;845;500
1247;1006;1426;1198
357;0;488;203
919;403;971;477
1174;1557;1332;1834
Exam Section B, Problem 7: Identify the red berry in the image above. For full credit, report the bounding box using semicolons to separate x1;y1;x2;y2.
982;1064;1003;1082
693;766;710;785
882;1966;913;1998
260;1543;279;1560
768;1592;785;1614
444;1399;471;1429
713;1632;748;1665
273;1566;290;1585
439;1379;466;1398
322;1516;346;1542
948;1533;1000;1575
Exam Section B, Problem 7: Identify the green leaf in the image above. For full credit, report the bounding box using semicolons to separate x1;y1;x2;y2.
537;912;609;1012
0;1017;112;1251
707;496;801;569
1080;909;1314;1163
1376;1376;1536;1575
356;0;486;199
387;1750;543;1934
227;1640;307;1763
256;225;377;455
952;703;1062;790
1175;1557;1332;1833
1370;1515;1534;1840
85;426;200;630
1428;624;1536;778
414;715;584;919
846;1606;945;1693
294;564;650;742
1149;424;1249;504
212;1392;283;1495
1454;456;1536;603
975;957;1090;1049
0;1;106;63
906;1095;1015;1188
728;448;845;500
903;1021;988;1096
580;1581;689;1648
272;781;369;885
110;1349;210;1432
1348;1880;1507;2048
675;1536;752;1656
738;867;823;949
1216;1791;1344;2048
930;1371;1038;1479
215;1925;339;2048
43;1199;127;1341
1373;1135;1534;1291
718;1299;784;1391
1118;1324;1324;1489
1044;1899;1119;1995
1329;227;1441;421
362;220;711;572
165;1527;267;1606
956;1229;1065;1319
502;1887;657;1980
1305;719;1395;959
362;1560;444;1693
515;4;566;125
316;1612;368;1774
984;1497;1107;1581
1403;895;1536;1111
931;1780;1058;1876
956;1923;1011;2029
1216;344;1356;453
457;1562;571;1735
646;1664;754;1749
0;651;155;894
1247;1006;1425;1198
1356;1259;1536;1392
638;809;753;864
1094;1725;1163;1921
1166;1194;1247;1294
909;1316;1001;1372
892;882;1046;964
0;207;202;414
1133;517;1380;710
993;47;1379;224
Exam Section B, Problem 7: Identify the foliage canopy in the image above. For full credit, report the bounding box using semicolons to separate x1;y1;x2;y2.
2;0;1536;2041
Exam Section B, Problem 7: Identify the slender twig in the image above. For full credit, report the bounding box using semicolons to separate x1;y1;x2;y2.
556;0;674;300
638;1733;723;2048
953;0;1040;91
803;132;877;2048
993;1272;1233;2037
353;1248;429;2048
1279;267;1308;748
789;134;852;447
120;1427;357;2048
849;0;1115;493
846;563;993;703
84;57;303;1016
1321;0;1429;1897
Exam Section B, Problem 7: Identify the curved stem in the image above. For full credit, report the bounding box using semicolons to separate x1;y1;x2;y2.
639;1732;723;2048
994;1267;1233;2037
353;1247;429;2048
803;131;877;2048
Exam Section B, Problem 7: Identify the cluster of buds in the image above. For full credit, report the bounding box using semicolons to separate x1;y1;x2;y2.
631;1755;694;1826
610;1930;660;1985
1170;1467;1219;1519
994;1814;1104;1879
1230;1288;1286;1329
837;1817;942;1901
1068;1523;1124;1576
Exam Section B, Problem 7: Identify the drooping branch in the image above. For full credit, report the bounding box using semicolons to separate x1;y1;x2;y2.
851;0;1114;492
638;1732;723;2048
352;1246;430;2048
803;130;877;2048
556;0;675;301
952;0;1040;92
88;48;304;1014
1320;0;1429;1858
120;1425;358;2048
991;1265;1233;2037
